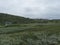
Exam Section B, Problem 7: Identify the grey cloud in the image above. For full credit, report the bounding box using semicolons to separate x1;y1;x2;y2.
0;0;60;19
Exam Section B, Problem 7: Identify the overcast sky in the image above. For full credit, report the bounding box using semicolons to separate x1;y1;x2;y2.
0;0;60;19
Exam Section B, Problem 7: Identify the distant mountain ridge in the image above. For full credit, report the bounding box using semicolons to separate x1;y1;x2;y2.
0;13;60;25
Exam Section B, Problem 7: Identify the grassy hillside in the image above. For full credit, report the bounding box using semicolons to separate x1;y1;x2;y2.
0;24;60;45
0;13;34;25
0;13;60;26
0;13;60;45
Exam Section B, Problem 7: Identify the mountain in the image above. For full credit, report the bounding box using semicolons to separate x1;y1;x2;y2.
0;13;60;26
0;13;34;25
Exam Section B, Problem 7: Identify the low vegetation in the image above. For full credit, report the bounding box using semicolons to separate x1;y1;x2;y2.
0;13;60;45
0;24;60;45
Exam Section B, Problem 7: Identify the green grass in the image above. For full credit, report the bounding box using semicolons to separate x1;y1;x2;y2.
0;23;60;45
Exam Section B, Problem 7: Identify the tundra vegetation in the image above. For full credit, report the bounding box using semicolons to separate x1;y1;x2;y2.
0;13;60;45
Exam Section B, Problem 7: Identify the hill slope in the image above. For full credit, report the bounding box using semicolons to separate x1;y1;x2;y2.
0;13;34;25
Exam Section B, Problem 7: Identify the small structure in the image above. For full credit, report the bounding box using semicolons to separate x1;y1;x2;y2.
5;21;12;26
